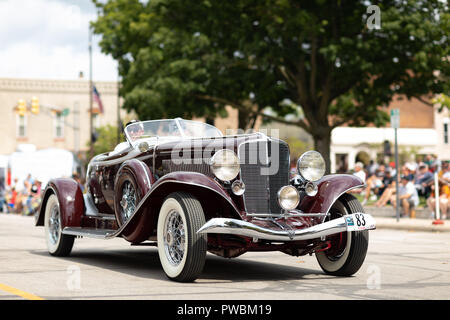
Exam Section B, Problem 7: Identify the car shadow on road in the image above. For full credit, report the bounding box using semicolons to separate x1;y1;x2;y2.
29;246;325;283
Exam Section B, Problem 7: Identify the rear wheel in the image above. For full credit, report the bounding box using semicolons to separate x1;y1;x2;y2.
44;194;74;256
315;194;369;276
157;192;207;282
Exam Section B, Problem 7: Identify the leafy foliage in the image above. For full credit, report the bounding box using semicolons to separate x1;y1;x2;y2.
92;0;449;169
87;124;124;156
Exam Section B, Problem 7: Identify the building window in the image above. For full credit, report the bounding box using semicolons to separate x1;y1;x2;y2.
444;123;448;144
16;115;27;137
54;113;64;138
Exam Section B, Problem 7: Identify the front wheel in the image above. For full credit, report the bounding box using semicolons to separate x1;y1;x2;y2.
157;192;207;282
44;194;74;256
315;194;369;276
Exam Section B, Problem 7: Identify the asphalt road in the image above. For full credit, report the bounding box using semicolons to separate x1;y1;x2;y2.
0;213;449;300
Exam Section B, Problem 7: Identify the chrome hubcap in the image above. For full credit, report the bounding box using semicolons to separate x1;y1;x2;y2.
164;210;185;266
49;205;60;245
120;181;136;222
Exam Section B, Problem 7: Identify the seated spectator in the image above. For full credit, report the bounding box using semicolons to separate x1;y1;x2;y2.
379;167;394;196
414;164;434;198
347;162;367;198
353;162;366;183
24;181;42;216
390;175;420;218
426;180;449;220
366;160;378;177
440;162;450;184
375;165;409;208
375;174;397;208
402;165;415;181
405;161;418;173
362;164;386;205
424;154;434;168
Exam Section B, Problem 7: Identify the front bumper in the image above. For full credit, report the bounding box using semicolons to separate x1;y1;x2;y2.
197;213;376;241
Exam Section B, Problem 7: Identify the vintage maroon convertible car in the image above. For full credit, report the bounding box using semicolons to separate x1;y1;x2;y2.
35;118;375;282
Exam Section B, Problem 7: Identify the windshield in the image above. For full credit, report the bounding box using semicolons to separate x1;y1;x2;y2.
178;119;223;138
124;119;222;144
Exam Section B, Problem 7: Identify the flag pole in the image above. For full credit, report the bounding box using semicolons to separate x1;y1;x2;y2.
117;63;121;145
89;25;94;159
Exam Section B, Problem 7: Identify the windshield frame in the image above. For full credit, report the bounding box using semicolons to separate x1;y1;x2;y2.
124;118;223;146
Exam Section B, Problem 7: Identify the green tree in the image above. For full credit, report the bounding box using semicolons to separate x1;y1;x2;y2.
87;124;125;157
92;0;449;171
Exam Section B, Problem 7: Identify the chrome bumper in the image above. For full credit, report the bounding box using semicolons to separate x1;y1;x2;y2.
197;213;376;241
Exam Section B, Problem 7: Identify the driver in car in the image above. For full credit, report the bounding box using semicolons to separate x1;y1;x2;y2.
128;121;145;141
109;120;143;156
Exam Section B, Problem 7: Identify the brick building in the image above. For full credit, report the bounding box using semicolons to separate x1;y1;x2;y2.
0;77;245;156
330;96;450;173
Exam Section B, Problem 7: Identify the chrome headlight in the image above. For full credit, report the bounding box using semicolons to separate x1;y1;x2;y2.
297;151;325;182
210;149;240;182
277;185;300;210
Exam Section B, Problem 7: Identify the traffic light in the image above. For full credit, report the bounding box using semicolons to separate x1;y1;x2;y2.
17;99;26;116
31;96;39;114
383;140;392;156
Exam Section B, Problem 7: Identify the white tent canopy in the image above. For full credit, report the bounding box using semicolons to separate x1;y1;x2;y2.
9;147;78;189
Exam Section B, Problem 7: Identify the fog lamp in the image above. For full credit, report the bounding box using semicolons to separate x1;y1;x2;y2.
305;181;318;197
231;180;245;196
277;185;300;210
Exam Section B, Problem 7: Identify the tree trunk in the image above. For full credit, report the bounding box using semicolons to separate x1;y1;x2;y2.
313;130;332;175
206;116;215;126
238;109;252;130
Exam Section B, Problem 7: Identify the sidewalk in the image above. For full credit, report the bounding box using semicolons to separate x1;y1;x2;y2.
365;206;450;233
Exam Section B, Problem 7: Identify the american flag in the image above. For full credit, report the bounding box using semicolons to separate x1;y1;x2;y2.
93;85;104;114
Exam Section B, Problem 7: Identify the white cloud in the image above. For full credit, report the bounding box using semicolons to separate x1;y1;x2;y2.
0;0;118;81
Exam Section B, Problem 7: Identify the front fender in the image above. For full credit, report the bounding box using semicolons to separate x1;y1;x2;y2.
35;178;84;228
299;174;364;216
118;172;242;243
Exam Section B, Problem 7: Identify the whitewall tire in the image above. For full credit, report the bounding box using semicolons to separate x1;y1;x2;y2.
157;192;207;282
44;194;74;256
316;194;369;276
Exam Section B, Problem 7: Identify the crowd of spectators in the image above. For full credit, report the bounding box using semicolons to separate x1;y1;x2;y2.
0;172;85;216
0;174;42;215
350;155;450;219
2;157;449;219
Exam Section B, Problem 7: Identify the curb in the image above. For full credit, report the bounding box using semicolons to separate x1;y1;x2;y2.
373;217;450;233
364;206;450;233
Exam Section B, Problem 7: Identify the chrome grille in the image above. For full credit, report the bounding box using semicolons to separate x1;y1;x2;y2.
239;139;290;215
268;140;290;213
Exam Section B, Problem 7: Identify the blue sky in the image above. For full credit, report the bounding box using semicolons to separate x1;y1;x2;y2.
0;0;117;81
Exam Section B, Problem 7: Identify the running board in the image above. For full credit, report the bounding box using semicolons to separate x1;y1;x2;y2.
62;227;117;239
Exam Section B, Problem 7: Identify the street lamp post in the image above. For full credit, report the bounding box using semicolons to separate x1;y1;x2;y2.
390;109;400;222
89;25;94;159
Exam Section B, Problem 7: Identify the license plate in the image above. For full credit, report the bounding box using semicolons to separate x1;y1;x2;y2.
345;213;376;231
